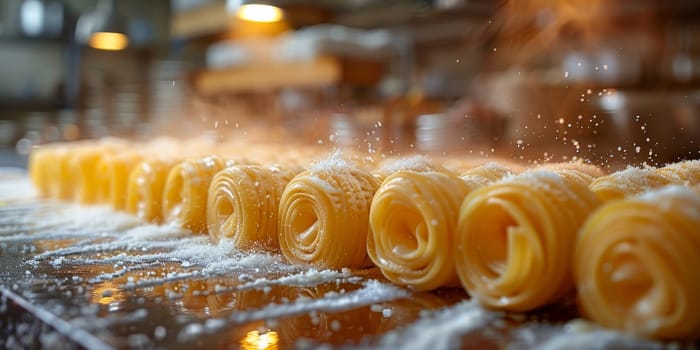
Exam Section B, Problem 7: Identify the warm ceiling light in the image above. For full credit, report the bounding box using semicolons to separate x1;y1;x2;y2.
76;0;129;50
237;4;284;23
89;32;128;50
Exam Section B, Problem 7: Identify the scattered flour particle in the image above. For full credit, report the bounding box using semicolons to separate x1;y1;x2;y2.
564;318;597;333
205;318;226;332
177;323;204;342
238;274;254;282
310;311;321;325
127;334;150;348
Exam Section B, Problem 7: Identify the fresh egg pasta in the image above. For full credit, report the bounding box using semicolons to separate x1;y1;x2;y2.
28;146;53;198
162;156;226;233
459;162;516;186
96;151;144;210
590;167;678;201
207;164;302;251
368;171;470;290
574;186;700;339
656;160;700;185
537;160;604;179
71;144;125;204
367;164;513;291
126;157;181;223
278;160;380;268
30;140;126;201
455;169;600;311
373;155;442;181
50;146;75;200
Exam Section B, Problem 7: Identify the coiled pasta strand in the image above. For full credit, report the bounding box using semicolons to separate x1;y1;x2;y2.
575;186;700;339
278;163;380;268
656;160;700;185
367;163;515;291
207;163;302;251
589;167;677;202
459;162;516;186
72;147;105;204
455;169;600;311
29;140;127;200
372;155;442;181
126;157;181;223
72;142;127;204
162;156;226;233
367;171;471;290
28;145;54;198
537;160;604;179
50;146;75;200
96;151;144;210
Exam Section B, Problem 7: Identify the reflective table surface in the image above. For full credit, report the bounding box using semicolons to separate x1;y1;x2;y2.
0;172;683;349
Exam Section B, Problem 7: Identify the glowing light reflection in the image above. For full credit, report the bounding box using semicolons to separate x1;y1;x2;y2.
241;330;279;350
91;282;125;305
89;32;128;51
237;4;284;23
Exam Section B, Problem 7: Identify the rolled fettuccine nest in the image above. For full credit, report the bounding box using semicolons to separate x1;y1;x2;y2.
162;156;227;233
278;156;380;269
575;185;700;339
207;163;302;251
590;160;700;202
455;169;600;311
126;157;181;223
367;163;515;291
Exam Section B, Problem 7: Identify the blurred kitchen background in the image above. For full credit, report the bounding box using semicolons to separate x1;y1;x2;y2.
1;0;699;168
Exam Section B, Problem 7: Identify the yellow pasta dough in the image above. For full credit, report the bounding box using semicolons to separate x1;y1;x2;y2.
443;157;525;175
278;161;380;268
439;157;488;175
48;146;75;200
459;162;517;186
372;155;442;181
589;167;677;202
207;164;302;251
71;144;124;204
72;148;103;204
537;160;605;179
455;169;600;311
162;156;226;233
30;140;127;201
368;165;512;291
96;152;144;210
28;146;53;198
126;157;181;223
656;160;700;185
575;186;700;339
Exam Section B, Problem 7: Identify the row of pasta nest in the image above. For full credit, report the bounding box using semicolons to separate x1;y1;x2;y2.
29;137;700;340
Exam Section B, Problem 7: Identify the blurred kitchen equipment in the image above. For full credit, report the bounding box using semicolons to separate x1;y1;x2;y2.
75;0;129;51
19;0;64;38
